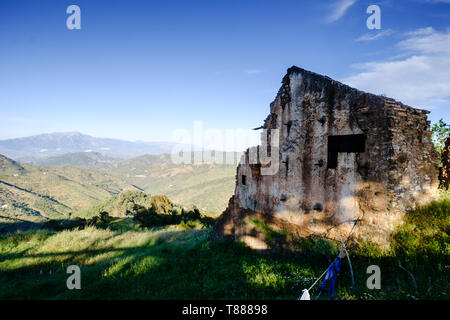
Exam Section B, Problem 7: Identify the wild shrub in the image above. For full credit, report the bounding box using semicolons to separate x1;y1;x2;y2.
133;204;179;227
133;205;215;229
43;212;114;231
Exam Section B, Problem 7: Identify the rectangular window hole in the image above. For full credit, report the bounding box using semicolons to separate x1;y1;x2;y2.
327;134;366;169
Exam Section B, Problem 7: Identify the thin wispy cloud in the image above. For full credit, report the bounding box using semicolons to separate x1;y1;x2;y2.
404;27;434;37
355;29;394;41
245;69;264;75
423;0;450;3
343;27;450;110
326;0;357;23
399;27;450;54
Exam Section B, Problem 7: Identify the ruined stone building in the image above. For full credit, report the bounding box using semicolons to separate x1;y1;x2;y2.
215;66;439;248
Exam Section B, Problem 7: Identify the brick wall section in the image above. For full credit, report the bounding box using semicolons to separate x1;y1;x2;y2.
387;100;439;210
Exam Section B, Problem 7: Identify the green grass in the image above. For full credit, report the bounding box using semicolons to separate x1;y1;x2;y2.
0;193;448;300
0;225;337;300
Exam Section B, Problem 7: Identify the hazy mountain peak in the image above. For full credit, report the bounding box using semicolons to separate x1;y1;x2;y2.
0;132;191;161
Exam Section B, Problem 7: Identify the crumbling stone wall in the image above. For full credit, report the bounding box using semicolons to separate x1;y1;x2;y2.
215;66;439;248
442;137;450;189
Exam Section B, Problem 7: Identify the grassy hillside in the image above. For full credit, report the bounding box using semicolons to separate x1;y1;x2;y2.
0;192;448;300
1;150;238;225
129;165;236;214
0;155;25;176
108;153;238;213
2;152;239;216
0;155;135;223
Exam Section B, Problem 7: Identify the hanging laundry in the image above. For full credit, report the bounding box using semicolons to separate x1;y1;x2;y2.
299;289;310;300
320;257;341;297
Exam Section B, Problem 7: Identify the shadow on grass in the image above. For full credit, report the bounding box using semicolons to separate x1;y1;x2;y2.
0;226;448;300
0;220;46;235
2;191;450;300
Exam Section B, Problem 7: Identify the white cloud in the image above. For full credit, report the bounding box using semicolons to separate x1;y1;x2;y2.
245;69;263;75
399;27;450;54
326;0;357;23
404;27;434;37
355;29;394;41
343;27;450;110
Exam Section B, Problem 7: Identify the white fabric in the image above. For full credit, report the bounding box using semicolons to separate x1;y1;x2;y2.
299;289;310;300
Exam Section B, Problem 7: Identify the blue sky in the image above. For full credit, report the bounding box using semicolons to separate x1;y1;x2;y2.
0;0;449;148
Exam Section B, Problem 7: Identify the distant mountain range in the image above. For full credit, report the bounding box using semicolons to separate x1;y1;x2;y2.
0;132;242;219
0;132;193;161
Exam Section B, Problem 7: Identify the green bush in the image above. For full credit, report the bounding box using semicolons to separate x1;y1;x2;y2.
132;205;215;229
392;195;450;263
43;212;114;231
133;204;179;227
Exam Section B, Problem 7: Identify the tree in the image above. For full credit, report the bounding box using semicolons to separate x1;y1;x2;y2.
431;119;450;153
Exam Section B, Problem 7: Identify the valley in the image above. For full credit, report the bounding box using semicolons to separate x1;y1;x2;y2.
0;151;238;229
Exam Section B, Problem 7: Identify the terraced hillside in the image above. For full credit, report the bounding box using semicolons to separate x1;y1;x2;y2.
107;153;239;213
0;154;134;223
0;152;239;224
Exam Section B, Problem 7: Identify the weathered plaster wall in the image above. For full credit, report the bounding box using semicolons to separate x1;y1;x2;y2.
215;66;439;247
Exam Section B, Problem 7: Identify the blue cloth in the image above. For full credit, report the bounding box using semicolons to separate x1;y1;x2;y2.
320;257;341;297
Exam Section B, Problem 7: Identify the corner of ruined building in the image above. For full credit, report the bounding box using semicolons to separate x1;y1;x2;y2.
215;66;441;251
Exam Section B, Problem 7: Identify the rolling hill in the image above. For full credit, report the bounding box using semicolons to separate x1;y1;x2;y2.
0;154;136;223
108;153;239;213
0;151;239;222
23;152;240;213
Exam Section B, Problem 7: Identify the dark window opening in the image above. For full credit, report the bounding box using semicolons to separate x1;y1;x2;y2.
242;174;247;185
327;134;366;169
282;155;290;178
313;203;323;212
250;164;261;178
285;121;293;136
